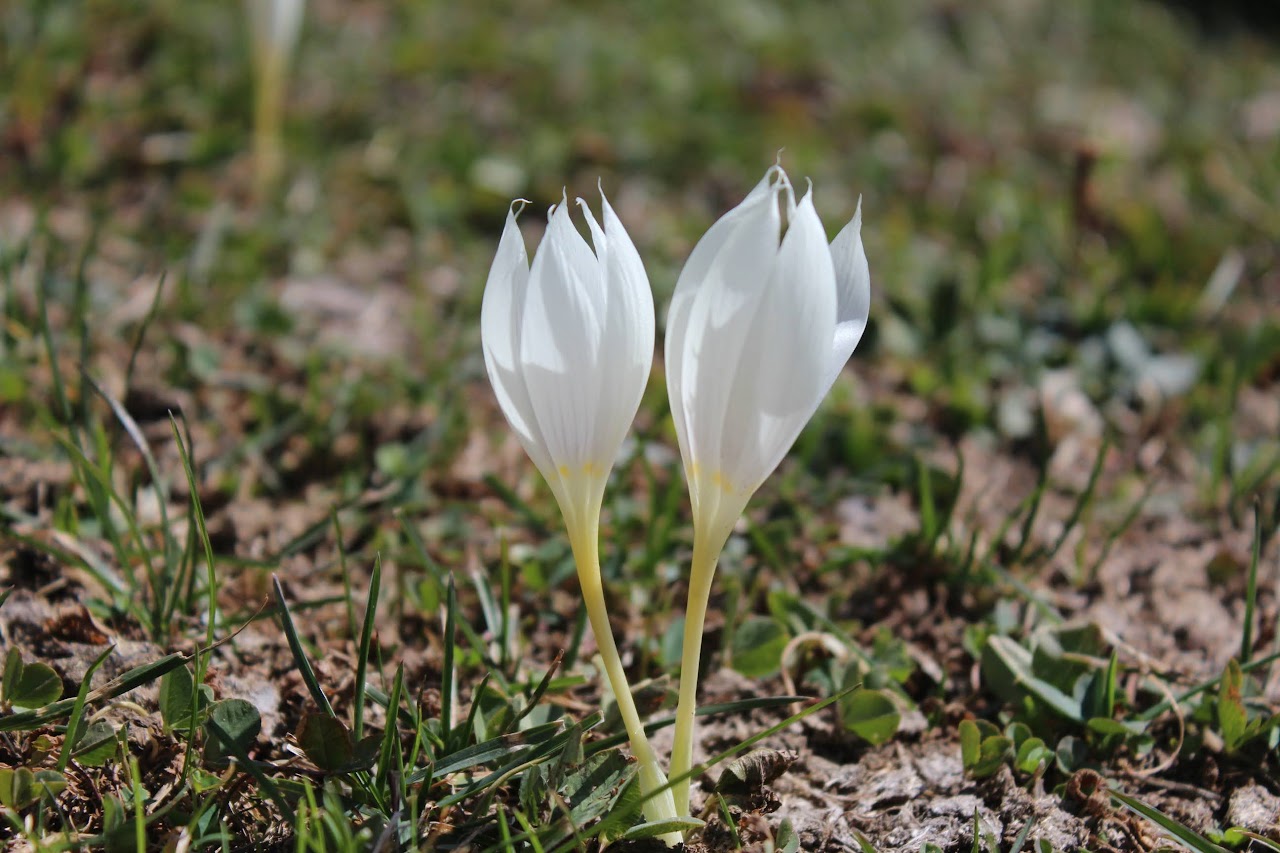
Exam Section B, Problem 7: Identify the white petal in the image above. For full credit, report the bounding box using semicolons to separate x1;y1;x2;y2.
666;172;783;515
717;188;836;494
481;204;557;478
520;200;605;475
588;191;655;466
823;198;872;392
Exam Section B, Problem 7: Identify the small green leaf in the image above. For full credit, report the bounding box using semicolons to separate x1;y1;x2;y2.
840;689;899;746
1054;735;1088;774
730;617;788;678
158;666;196;733
71;719;118;767
982;636;1083;722
204;699;261;765
775;817;800;853
959;720;981;770
851;829;882;853
1014;737;1048;775
0;767;31;809
374;442;411;478
969;736;1013;778
352;733;381;771
296;712;355;772
1212;827;1247;846
0;767;66;809
1217;659;1247;752
1004;721;1032;749
2;652;62;710
973;719;1002;740
31;769;67;801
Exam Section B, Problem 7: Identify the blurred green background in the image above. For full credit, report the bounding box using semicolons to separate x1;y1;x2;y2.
3;0;1277;498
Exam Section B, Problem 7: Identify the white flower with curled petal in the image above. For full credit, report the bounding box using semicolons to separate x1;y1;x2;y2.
480;190;682;842
665;165;871;815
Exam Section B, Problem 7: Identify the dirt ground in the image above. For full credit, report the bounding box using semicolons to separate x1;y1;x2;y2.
3;300;1278;849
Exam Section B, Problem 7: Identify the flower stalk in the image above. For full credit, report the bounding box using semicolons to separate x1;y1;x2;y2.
669;514;734;815
565;501;680;842
252;49;288;189
245;0;305;190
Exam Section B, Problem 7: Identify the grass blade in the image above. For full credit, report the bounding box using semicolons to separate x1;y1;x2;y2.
0;652;190;732
441;574;458;744
1109;788;1228;853
55;644;116;771
272;575;336;718
1240;500;1263;665
354;555;381;741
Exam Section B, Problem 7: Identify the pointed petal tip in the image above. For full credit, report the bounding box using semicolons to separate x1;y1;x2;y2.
546;188;571;221
795;177;816;207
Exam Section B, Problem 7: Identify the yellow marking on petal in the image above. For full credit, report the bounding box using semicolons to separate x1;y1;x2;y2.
558;464;570;477
582;461;600;476
711;470;734;494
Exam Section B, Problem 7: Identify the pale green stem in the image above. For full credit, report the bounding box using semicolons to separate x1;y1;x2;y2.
669;520;732;817
253;52;287;191
566;514;683;846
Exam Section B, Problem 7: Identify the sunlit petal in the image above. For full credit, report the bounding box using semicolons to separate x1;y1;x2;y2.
825;198;872;392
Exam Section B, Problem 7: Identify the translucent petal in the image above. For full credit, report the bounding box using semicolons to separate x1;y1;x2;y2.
664;170;779;459
665;174;782;516
717;188;836;494
587;192;655;465
481;204;557;479
823;198;872;392
521;200;606;474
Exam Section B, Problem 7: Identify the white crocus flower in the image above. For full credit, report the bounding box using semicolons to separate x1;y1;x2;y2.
665;165;871;815
481;191;682;843
245;0;306;188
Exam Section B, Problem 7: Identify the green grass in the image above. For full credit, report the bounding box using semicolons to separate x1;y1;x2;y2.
2;0;1280;850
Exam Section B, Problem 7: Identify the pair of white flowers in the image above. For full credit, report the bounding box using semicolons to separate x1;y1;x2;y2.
481;165;870;839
